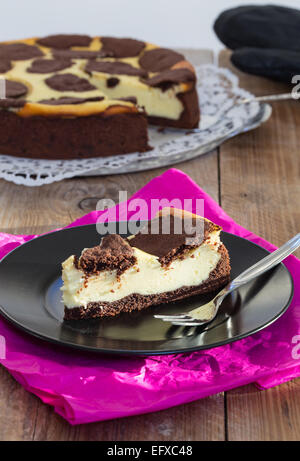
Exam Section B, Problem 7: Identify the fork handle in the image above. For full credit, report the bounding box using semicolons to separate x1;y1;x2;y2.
242;93;294;104
230;233;300;289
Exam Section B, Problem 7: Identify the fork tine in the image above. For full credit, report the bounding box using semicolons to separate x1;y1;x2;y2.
172;320;207;326
154;313;190;320
160;317;192;322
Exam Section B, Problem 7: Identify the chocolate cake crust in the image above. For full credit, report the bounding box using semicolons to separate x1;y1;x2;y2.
64;244;231;320
0;110;150;159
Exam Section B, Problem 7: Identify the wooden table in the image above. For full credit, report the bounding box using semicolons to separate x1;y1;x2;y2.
0;49;299;441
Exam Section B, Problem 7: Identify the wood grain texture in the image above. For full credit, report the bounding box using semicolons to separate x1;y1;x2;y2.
33;394;224;441
226;382;300;441
219;49;300;441
0;367;39;441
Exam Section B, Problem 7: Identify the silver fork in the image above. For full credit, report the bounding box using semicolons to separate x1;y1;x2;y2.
154;233;300;327
176;93;294;133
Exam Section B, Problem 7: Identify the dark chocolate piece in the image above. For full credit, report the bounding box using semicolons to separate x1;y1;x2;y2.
5;79;28;98
0;43;44;60
85;60;147;77
38;96;104;105
79;234;137;275
27;58;73;73
116;96;137;104
37;34;92;49
100;37;145;58
129;214;219;266
52;49;112;59
45;73;96;92
139;48;184;72
64;244;230;320
142;68;195;91
0;60;12;73
0;98;26;108
106;77;119;88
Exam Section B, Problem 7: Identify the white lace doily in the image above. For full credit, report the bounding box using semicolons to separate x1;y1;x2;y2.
0;64;272;186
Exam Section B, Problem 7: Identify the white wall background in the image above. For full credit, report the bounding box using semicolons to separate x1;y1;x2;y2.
2;0;300;50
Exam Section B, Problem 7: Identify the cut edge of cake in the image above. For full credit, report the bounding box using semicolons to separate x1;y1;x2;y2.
62;207;231;320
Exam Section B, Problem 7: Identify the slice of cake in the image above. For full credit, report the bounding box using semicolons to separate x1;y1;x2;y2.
0;34;200;159
62;208;230;320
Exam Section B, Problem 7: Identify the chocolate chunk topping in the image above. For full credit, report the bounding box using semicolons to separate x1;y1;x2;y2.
0;43;44;61
85;60;147;77
0;60;12;73
0;98;26;108
27;58;73;74
116;96;137;104
45;73;96;92
37;34;92;49
52;49;112;59
38;96;104;105
139;48;185;72
142;68;195;91
79;234;137;275
129;214;219;267
100;37;145;58
5;79;28;98
106;77;119;88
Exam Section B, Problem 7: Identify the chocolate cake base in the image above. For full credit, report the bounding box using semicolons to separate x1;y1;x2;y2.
0;110;150;159
64;244;230;321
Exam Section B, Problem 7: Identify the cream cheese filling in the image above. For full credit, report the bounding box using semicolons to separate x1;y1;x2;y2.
3;59;132;113
62;232;221;309
3;52;184;119
88;72;184;119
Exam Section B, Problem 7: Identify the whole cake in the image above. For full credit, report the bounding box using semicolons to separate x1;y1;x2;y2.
62;208;231;320
0;34;200;159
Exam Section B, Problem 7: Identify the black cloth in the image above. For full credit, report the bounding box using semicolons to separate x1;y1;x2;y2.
214;5;300;82
231;47;300;83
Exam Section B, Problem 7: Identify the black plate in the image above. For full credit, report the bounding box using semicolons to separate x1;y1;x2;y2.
0;223;294;355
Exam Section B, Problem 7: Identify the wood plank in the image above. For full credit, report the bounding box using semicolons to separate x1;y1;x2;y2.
219;49;300;441
0;49;225;441
0;150;219;235
33;394;224;441
226;382;300;441
0;366;39;441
